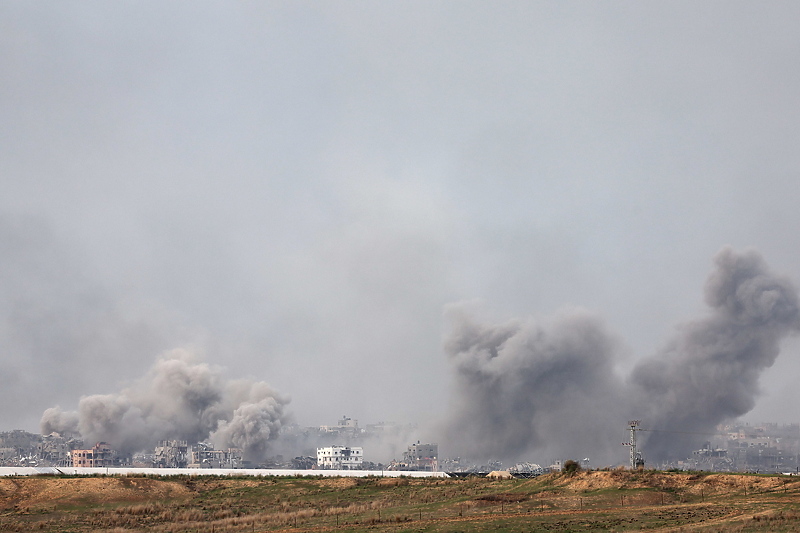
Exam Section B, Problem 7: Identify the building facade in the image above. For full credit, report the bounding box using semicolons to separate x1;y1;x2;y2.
188;443;242;468
316;446;363;469
403;442;438;471
71;442;116;467
154;440;189;468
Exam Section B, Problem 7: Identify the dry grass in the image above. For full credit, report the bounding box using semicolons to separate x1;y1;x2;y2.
2;471;800;532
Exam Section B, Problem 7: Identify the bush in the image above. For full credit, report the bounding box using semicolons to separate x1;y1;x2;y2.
563;460;581;475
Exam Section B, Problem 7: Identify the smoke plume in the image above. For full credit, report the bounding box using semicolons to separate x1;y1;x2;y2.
444;247;800;464
210;381;286;459
41;349;289;460
630;247;800;459
443;305;625;463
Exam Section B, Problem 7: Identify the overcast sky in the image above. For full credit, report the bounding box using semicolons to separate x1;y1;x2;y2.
2;2;800;436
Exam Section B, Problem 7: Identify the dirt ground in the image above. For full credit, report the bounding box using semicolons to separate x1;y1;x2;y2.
557;469;791;495
0;476;190;509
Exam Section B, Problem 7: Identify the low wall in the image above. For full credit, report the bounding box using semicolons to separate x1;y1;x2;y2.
0;466;449;478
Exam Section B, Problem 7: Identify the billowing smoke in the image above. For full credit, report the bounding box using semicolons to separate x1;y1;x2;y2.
211;381;286;459
37;246;800;465
40;407;80;439
41;349;289;460
630;247;800;459
444;247;800;464
443;305;625;464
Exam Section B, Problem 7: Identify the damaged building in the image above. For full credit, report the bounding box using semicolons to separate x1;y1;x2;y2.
402;442;439;471
153;440;189;468
71;442;119;468
316;445;363;470
188;443;243;469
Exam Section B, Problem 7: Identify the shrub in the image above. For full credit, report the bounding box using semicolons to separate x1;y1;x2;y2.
563;460;581;475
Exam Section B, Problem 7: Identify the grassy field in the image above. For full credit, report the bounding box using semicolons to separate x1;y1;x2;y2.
2;469;800;532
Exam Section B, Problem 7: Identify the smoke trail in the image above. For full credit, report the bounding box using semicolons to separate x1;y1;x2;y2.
443;304;624;463
630;247;800;460
40;349;289;460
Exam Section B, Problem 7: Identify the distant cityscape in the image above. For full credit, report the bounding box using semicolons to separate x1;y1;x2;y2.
3;417;799;474
662;422;800;473
0;416;445;472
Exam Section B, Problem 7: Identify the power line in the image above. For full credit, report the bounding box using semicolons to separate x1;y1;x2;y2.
623;423;731;468
638;428;727;437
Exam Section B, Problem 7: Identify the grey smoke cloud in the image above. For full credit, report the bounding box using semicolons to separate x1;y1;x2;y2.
211;381;287;460
41;246;798;464
444;248;800;464
5;3;800;466
39;408;79;439
41;349;289;460
630;247;800;460
443;305;624;463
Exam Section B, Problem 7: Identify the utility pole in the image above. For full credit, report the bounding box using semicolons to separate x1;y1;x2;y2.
623;420;642;469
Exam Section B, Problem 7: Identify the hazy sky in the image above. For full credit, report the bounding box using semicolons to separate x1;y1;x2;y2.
2;2;800;436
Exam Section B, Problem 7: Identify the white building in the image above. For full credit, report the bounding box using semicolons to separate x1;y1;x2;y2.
316;446;363;470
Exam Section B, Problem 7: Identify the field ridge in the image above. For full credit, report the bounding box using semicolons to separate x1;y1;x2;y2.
2;470;800;532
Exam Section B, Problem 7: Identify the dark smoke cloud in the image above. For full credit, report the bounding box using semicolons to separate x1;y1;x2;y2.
630;247;800;460
443;305;624;464
41;349;289;460
444;248;800;464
